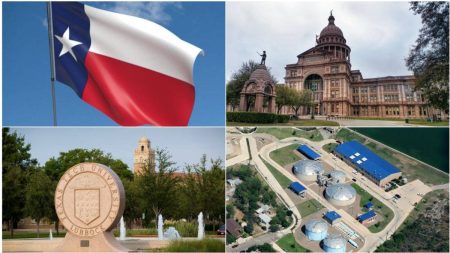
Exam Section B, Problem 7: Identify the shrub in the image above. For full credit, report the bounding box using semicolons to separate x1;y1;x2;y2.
277;114;290;123
227;112;289;124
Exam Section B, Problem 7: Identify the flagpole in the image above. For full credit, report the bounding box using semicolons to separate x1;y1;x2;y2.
47;2;57;126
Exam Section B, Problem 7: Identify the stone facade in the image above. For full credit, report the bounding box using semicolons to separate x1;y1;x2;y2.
133;137;155;175
282;14;440;119
239;64;276;113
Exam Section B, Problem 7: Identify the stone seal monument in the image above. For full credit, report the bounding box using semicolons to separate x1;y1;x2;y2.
54;162;128;252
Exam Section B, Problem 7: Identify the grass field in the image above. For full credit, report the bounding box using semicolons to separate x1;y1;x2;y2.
227;120;339;126
336;128;366;143
260;155;292;188
322;143;338;153
276;233;311;252
269;144;301;167
351;183;394;233
255;128;324;141
296;199;324;218
408;119;449;126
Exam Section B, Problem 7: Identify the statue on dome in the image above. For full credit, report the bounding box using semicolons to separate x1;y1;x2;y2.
257;50;266;65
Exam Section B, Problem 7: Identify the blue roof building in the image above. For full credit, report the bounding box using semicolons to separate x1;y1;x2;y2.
297;144;321;160
334;140;402;186
357;210;377;223
288;182;306;195
323;211;342;225
364;202;373;209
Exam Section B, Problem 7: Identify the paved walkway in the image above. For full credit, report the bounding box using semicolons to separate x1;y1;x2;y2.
335;119;411;127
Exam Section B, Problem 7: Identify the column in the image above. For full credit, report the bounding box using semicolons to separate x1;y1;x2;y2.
239;94;247;111
255;94;264;113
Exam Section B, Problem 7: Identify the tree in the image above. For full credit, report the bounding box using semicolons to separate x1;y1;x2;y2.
24;169;54;237
3;167;26;237
43;148;133;182
2;128;37;174
289;89;312;116
2;128;37;237
137;148;180;225
122;179;142;229
275;85;296;114
226;60;278;110
406;2;449;111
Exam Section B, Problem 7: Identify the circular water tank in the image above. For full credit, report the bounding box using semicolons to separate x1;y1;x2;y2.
329;170;346;184
322;234;347;253
325;183;356;206
292;160;324;181
304;219;328;241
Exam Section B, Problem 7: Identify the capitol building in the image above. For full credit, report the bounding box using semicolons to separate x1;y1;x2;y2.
281;13;439;118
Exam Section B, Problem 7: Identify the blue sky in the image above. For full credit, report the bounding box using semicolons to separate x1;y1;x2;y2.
3;2;225;126
10;127;225;171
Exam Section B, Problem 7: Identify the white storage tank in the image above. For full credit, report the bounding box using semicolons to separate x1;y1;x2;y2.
329;170;346;184
304;219;328;241
325;183;356;206
292;160;324;181
322;234;347;253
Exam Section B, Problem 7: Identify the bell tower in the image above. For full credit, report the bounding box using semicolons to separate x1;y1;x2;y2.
133;137;155;175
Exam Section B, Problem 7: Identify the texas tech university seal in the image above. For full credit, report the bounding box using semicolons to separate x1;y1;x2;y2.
53;162;127;252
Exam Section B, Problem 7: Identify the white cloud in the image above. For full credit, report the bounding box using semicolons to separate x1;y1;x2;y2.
101;2;182;25
226;2;421;82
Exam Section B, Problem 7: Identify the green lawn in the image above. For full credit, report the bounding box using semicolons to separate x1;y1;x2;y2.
322;143;338;153
296;199;324;218
351;183;394;233
227;120;339;126
260;155;292;188
276;233;311;252
255;128;324;141
162;238;225;252
408;119;449;126
3;231;66;239
269;144;301;167
336;128;366;143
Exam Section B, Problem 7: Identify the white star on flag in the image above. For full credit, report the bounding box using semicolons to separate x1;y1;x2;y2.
55;27;82;61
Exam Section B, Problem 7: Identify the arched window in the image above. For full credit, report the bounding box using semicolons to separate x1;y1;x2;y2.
141;145;144;152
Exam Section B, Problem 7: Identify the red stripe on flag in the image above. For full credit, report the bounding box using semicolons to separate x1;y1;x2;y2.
82;52;195;126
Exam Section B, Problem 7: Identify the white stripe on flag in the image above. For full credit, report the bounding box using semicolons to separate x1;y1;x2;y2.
85;5;202;85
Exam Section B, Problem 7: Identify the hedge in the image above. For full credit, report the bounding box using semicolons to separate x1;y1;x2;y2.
227;112;289;124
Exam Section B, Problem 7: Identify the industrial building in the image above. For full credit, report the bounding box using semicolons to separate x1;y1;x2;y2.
322;234;347;253
323;211;342;226
334;140;402;187
288;182;307;195
325;183;356;206
329;170;346;184
357;210;377;224
297;144;321;160
304;219;329;241
292;160;325;181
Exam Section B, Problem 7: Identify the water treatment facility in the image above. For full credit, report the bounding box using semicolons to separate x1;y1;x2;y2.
226;127;447;252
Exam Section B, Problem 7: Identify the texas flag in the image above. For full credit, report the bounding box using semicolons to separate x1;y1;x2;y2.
50;2;202;126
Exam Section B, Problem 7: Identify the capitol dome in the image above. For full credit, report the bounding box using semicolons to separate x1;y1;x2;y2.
318;13;347;45
325;183;356;206
292;160;324;181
